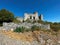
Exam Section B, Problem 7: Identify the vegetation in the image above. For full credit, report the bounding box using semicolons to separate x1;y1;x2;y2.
43;21;60;32
14;27;25;33
50;22;60;32
37;20;44;24
13;17;21;23
38;20;60;32
13;20;60;33
0;9;60;32
14;25;41;33
31;25;40;32
0;9;14;26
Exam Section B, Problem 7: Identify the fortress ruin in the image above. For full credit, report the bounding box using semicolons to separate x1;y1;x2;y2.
24;12;43;21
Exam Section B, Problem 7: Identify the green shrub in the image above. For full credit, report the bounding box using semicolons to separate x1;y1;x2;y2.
0;23;3;26
14;27;25;33
25;29;31;32
51;24;60;32
13;18;21;23
31;25;40;32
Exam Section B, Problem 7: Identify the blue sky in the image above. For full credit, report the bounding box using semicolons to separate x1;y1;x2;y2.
0;0;60;22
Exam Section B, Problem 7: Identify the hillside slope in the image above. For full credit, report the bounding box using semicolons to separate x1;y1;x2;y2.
0;30;58;45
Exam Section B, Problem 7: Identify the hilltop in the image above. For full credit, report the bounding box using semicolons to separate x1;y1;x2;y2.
0;9;60;45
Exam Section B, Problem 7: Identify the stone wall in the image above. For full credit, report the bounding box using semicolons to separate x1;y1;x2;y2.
24;12;39;21
0;22;50;31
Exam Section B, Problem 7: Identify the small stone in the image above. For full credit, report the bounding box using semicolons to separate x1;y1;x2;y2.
58;41;60;43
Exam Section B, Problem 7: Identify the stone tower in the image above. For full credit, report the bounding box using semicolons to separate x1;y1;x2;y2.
34;12;39;20
39;14;43;20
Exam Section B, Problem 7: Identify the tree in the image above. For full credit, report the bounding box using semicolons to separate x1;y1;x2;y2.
0;9;14;25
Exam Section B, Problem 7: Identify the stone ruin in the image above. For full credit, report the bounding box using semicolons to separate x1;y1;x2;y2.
0;22;50;31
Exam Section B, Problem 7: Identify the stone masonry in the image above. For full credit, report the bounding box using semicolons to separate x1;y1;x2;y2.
0;22;50;31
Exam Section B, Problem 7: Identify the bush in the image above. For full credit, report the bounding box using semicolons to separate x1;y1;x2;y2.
14;27;25;33
13;18;21;23
25;29;31;32
31;25;40;32
0;22;3;26
51;23;60;32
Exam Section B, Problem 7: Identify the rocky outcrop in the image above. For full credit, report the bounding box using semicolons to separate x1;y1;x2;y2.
0;31;58;45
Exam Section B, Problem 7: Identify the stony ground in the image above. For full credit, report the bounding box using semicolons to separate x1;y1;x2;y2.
0;30;60;45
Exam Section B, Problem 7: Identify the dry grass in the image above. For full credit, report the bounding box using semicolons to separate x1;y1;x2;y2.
1;30;34;42
0;30;55;42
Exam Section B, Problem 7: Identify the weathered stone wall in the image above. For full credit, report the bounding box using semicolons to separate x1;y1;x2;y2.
24;12;39;21
0;22;50;31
